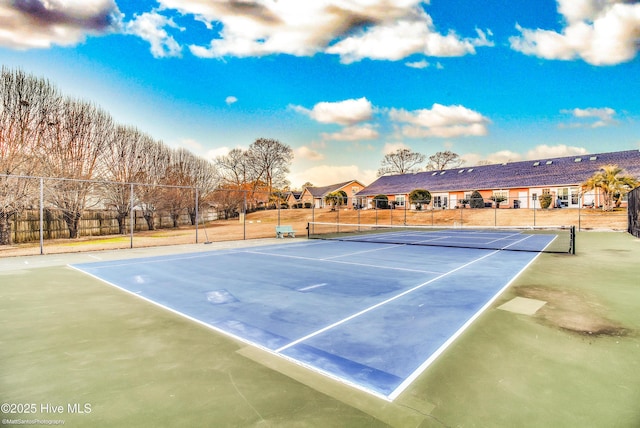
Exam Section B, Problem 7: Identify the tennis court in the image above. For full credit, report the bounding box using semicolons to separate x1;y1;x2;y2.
71;228;559;401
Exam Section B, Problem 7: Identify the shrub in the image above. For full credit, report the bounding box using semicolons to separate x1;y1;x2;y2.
409;189;431;210
373;194;389;209
539;193;553;209
469;190;485;208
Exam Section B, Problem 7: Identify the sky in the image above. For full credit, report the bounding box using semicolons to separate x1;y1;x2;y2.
1;0;639;188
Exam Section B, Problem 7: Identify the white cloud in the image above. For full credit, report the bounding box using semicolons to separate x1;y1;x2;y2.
154;0;492;63
524;144;588;160
288;164;377;189
321;124;379;141
382;142;410;155
225;96;238;105
327;12;493;64
405;60;430;69
488;150;523;163
462;144;589;167
206;146;234;160
389;104;490;138
295;146;325;161
125;11;183;58
293;98;373;126
560;107;618;128
0;0;121;49
177;137;204;153
510;0;640;65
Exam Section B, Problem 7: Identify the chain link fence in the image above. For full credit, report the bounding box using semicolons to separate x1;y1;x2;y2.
0;176;631;257
628;187;640;238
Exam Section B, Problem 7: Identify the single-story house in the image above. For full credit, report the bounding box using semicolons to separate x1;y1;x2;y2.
284;191;302;207
356;149;640;210
299;180;367;209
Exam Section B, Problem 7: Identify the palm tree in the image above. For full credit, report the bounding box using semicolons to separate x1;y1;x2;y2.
324;190;347;210
581;164;638;211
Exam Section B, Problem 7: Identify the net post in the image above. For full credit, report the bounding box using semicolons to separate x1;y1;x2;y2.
570;225;576;254
307;222;310;239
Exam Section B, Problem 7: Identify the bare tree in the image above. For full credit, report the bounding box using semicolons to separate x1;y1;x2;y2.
98;125;152;234
425;151;464;171
162;148;198;227
136;140;171;230
0;68;58;244
214;147;264;209
214;148;254;187
209;188;245;220
160;148;218;227
40;98;113;238
377;148;426;176
246;138;293;206
187;156;218;225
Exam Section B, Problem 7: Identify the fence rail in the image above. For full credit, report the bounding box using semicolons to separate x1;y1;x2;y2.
0;174;632;257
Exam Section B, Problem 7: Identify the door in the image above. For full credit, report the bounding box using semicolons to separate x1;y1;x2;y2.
518;192;528;209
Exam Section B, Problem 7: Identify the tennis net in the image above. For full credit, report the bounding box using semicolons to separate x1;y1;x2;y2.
307;222;576;254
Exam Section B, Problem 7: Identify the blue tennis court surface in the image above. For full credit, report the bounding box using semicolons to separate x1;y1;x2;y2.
71;238;545;400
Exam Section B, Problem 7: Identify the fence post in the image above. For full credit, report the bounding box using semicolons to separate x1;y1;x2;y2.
195;187;199;243
130;183;134;249
39;177;44;255
578;192;581;231
404;200;407;225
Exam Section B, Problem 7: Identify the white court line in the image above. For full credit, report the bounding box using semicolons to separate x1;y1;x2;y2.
71;250;240;269
387;249;545;400
499;233;536;250
274;249;501;354
319;243;413;260
486;232;524;245
297;283;328;291
243;248;445;275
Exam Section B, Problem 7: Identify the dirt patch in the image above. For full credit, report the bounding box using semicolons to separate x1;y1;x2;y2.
515;286;629;337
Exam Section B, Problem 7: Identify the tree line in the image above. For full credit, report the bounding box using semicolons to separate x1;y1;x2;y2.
377;148;464;176
0;68;293;245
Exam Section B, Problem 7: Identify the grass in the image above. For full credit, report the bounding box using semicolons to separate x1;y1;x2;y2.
59;236;131;246
1;232;639;427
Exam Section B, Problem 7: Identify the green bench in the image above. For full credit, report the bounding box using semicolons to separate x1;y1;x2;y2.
275;225;295;238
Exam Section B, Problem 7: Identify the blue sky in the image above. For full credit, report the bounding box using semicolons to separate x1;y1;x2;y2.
1;0;639;187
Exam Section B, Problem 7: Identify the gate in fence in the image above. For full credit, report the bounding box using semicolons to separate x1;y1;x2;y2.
628;186;640;238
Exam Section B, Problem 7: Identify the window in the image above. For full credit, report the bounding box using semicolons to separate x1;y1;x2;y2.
558;188;569;207
546;160;553;165
493;190;509;200
395;195;406;207
533;161;540;166
433;195;448;208
458;169;465;173
590;156;598;161
467;168;473;172
574;158;582;162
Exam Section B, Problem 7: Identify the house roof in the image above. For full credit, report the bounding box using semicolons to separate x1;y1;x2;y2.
305;180;365;197
357;149;640;196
